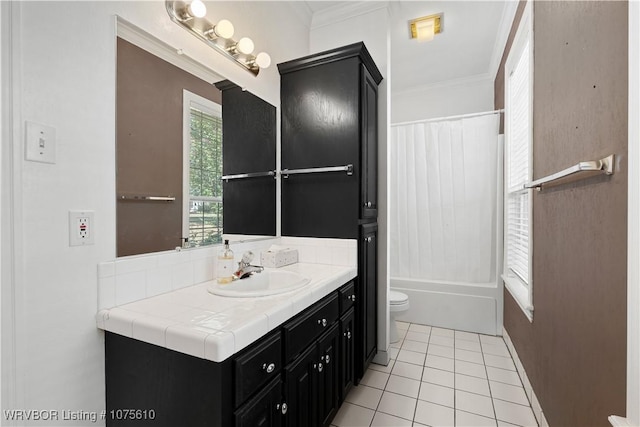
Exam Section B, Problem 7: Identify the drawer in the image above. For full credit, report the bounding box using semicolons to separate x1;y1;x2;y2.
234;331;282;406
338;281;356;314
283;292;339;362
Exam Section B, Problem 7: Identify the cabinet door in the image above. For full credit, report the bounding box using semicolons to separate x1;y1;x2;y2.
360;65;378;220
220;82;277;236
284;344;318;427
234;376;283;427
356;222;378;381
317;323;341;427
339;308;355;402
281;57;361;239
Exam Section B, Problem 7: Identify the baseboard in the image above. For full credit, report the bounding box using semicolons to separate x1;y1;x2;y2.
609;415;634;426
503;328;550;427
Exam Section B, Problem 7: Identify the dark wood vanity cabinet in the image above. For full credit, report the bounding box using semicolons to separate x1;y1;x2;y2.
105;282;356;427
278;42;382;384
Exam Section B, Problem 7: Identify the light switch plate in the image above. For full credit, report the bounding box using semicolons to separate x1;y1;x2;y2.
25;121;56;164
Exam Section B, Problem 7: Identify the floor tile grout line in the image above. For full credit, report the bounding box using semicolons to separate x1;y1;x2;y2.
479;336;499;423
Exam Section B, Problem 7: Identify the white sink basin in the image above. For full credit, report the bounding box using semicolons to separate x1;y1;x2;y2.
207;270;311;297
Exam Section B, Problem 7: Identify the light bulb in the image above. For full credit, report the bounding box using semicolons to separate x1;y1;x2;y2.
415;19;435;41
187;0;207;18
255;52;271;69
214;19;234;39
236;37;254;55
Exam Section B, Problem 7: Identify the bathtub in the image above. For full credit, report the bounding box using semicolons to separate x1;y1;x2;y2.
391;277;503;336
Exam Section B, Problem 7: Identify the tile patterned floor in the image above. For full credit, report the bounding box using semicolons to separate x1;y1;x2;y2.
331;322;538;427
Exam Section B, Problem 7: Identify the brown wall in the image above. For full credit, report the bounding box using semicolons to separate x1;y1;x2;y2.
497;2;628;426
116;38;221;257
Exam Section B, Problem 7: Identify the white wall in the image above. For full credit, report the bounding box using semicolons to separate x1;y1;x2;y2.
3;1;310;424
309;2;392;363
626;1;640;425
391;76;495;124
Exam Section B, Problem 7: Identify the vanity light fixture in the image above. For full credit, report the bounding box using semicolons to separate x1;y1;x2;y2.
229;37;255;56
166;0;272;76
186;0;207;18
409;13;443;42
204;19;234;40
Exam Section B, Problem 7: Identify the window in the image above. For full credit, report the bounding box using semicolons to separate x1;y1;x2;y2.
183;90;223;248
504;2;533;320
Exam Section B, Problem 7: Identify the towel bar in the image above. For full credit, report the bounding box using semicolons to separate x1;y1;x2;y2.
524;154;614;190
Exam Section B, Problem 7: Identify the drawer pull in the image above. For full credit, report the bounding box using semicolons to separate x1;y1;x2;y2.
325;354;331;364
365;201;372;208
318;362;323;372
344;330;351;339
262;362;276;373
276;403;288;415
317;318;328;327
349;294;356;302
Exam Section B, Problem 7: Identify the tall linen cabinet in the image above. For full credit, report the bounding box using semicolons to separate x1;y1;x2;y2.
278;42;383;381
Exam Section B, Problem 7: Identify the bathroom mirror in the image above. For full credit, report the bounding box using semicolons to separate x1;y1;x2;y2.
116;27;276;258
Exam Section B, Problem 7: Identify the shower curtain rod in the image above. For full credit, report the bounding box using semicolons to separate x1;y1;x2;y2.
391;109;505;127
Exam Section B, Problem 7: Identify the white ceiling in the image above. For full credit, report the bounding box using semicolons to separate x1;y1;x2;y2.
305;1;511;93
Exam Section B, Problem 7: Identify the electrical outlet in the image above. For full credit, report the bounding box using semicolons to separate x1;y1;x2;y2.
69;211;94;246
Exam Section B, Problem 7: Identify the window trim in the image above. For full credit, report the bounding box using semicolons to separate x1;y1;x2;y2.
182;89;223;244
503;1;534;322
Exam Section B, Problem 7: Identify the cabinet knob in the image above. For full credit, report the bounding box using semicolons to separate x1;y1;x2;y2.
317;318;327;327
365;201;372;208
349;294;356;302
325;354;331;364
276;403;288;415
344;330;352;340
318;362;323;372
262;362;276;373
366;236;372;243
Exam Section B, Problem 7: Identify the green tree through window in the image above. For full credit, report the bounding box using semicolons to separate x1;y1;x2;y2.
188;107;223;247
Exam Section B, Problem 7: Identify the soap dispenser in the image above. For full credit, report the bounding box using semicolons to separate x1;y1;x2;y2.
216;239;235;284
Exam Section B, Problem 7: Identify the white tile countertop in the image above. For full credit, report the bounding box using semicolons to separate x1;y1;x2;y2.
96;263;356;362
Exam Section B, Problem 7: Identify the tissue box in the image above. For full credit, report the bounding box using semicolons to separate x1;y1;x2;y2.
261;248;298;268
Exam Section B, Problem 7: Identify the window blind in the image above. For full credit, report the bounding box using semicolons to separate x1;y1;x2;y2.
506;38;531;285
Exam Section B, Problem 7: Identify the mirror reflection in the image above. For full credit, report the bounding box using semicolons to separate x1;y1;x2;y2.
116;34;276;257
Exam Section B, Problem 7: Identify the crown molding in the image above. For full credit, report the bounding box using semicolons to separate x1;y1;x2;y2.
285;2;314;30
116;16;224;85
488;0;519;80
393;73;494;97
311;1;389;31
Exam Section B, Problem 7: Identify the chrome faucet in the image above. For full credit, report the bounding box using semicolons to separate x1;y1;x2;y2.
234;251;264;279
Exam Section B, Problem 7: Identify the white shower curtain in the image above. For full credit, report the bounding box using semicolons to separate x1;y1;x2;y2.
390;114;500;284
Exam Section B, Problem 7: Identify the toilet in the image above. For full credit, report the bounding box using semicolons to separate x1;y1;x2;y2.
389;290;410;343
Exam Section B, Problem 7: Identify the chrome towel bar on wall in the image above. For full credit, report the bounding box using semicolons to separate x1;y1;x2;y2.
221;170;276;182
524;154;615;191
281;164;354;179
118;195;176;202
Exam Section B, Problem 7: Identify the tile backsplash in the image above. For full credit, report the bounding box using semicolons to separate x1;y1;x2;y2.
97;237;357;310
